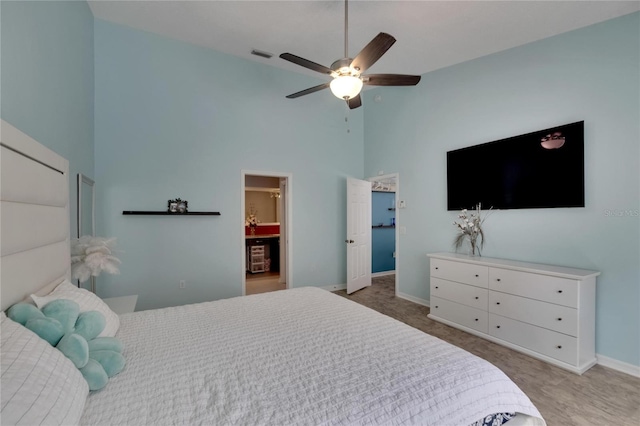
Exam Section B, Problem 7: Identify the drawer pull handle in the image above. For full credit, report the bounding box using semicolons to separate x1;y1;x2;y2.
475;297;479;300
496;325;501;329
556;345;562;349
475;274;479;277
435;286;439;289
434;306;438;309
496;278;501;282
435;267;439;270
475;318;479;322
496;302;501;305
557;290;563;293
557;318;562;321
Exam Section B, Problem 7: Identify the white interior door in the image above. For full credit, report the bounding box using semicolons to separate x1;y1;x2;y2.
346;178;372;294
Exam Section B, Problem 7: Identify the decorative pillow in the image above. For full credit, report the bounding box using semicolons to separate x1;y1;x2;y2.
31;280;119;337
7;300;126;391
1;313;88;425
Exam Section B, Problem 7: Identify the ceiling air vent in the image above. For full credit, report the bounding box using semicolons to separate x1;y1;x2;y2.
251;49;273;59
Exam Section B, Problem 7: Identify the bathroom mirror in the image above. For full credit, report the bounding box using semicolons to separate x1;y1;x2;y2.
77;174;95;238
245;189;280;223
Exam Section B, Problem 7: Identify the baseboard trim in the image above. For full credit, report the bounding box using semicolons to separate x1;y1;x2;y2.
597;354;640;378
397;292;430;307
321;284;347;292
372;271;395;278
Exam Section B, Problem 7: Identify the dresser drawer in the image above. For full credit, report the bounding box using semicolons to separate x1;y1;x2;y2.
489;268;578;308
489;314;577;365
489;292;578;336
431;259;488;288
430;297;488;333
431;277;488;310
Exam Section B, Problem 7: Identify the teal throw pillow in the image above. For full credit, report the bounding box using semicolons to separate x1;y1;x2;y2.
25;317;65;346
6;299;126;391
42;299;80;333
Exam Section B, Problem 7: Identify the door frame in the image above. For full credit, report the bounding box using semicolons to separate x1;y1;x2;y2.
367;173;400;298
241;170;293;296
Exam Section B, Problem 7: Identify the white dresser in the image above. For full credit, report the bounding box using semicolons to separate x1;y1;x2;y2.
427;253;599;374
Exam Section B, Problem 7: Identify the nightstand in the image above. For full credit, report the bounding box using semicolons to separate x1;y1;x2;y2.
103;295;138;314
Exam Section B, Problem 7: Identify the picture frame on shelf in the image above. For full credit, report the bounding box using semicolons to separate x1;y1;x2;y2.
168;198;188;214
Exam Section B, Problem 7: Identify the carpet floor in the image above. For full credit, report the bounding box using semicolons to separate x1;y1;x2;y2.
333;275;640;426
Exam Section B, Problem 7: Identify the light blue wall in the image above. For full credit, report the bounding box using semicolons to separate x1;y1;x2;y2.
94;20;364;310
363;13;640;366
372;192;395;273
4;2;636;368
1;0;94;237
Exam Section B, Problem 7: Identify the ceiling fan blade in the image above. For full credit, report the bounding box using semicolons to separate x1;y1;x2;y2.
348;94;362;109
285;82;331;99
364;74;421;86
279;53;334;75
350;33;396;73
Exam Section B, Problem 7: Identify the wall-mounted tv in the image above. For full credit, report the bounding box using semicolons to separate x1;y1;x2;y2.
447;121;584;211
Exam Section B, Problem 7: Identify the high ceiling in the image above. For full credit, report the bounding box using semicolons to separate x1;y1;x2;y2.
89;1;640;78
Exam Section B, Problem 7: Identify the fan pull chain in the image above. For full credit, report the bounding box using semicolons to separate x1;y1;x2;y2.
345;102;351;134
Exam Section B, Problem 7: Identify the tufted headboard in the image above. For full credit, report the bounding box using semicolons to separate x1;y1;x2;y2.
1;120;71;311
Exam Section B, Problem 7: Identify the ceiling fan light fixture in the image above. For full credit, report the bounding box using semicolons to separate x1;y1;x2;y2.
330;75;363;100
279;0;419;109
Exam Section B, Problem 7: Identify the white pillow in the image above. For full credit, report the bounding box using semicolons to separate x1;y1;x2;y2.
1;314;88;425
31;280;120;337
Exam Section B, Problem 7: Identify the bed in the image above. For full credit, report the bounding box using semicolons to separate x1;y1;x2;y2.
0;120;546;426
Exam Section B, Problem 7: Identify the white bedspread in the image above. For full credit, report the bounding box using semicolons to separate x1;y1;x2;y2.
81;287;545;426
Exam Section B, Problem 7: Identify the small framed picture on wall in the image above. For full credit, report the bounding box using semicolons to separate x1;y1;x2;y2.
168;198;188;213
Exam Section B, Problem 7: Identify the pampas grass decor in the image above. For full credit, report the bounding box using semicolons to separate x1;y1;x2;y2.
71;236;121;283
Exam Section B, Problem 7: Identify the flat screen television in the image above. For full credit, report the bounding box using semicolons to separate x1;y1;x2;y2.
447;121;584;211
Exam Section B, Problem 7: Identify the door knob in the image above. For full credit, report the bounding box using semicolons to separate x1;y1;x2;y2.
344;239;354;244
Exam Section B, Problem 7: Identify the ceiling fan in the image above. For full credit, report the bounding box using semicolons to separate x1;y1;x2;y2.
279;0;421;109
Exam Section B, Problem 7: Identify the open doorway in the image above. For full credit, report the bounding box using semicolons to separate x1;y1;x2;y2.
368;173;399;296
241;171;292;296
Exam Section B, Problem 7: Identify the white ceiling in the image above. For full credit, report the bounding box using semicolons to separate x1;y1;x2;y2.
88;1;639;79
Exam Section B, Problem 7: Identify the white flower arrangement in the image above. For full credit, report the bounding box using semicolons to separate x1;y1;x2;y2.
245;204;260;228
245;214;259;227
71;236;121;283
453;203;491;256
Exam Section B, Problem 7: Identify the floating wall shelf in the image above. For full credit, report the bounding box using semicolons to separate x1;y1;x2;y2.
122;211;220;216
373;225;395;229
